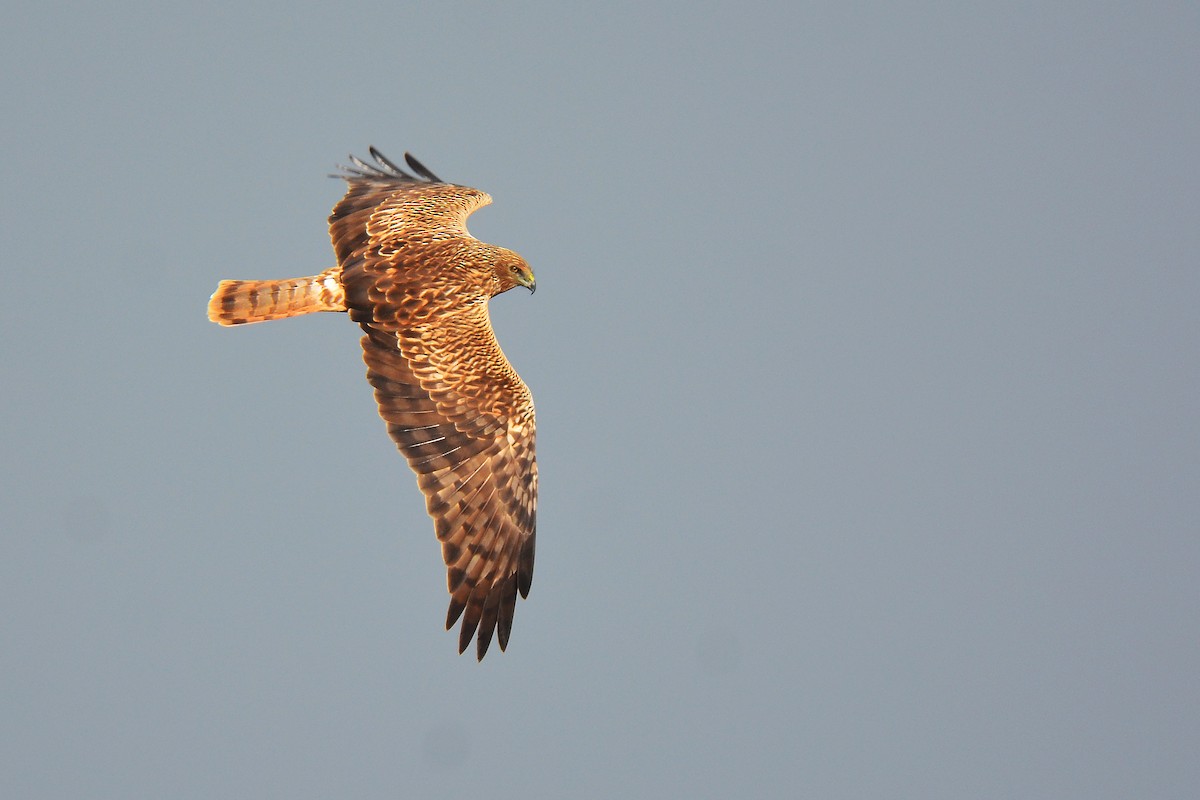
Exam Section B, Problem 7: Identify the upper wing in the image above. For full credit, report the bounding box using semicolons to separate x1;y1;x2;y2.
330;149;537;659
329;147;492;269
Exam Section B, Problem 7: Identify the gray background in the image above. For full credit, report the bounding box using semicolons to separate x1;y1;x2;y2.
2;2;1197;798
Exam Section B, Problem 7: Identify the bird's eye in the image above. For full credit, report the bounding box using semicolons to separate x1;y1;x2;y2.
510;266;520;274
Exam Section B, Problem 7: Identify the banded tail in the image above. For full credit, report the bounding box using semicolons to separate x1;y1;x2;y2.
207;267;346;326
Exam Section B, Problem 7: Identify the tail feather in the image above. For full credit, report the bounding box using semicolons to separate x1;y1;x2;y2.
207;267;346;326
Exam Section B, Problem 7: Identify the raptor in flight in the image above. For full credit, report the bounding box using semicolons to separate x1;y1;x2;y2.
208;148;538;659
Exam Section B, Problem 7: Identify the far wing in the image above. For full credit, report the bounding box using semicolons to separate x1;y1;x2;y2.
328;148;492;270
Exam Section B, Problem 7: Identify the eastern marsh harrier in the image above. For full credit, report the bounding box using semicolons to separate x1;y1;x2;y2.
208;149;537;659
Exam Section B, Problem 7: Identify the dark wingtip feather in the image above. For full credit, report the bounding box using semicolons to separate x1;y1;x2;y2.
458;621;476;656
404;152;443;183
475;590;502;660
367;146;413;179
333;147;439;184
475;628;494;661
458;599;483;655
446;596;466;630
330;164;372;180
517;534;536;598
497;576;517;650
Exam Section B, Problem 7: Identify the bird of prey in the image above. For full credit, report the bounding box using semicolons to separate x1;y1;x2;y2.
207;148;538;660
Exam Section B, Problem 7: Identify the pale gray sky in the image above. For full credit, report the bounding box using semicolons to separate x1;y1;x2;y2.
2;2;1198;798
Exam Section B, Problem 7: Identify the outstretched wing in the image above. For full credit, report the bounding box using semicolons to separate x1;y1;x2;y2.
329;147;492;268
360;315;537;660
329;150;537;659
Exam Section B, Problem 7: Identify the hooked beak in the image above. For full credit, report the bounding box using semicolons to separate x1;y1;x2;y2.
518;270;536;294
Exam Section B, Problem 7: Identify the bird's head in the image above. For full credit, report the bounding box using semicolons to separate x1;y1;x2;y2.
490;247;536;296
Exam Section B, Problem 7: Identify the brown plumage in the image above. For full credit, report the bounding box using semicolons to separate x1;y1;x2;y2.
208;148;538;659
